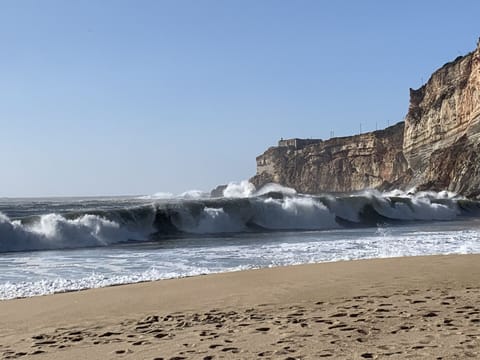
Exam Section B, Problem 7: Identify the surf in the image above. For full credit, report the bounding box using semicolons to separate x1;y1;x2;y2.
0;182;478;253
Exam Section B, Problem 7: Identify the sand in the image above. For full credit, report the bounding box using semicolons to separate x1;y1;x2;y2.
1;254;480;359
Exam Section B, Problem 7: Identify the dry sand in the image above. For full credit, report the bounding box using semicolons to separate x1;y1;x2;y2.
1;254;480;359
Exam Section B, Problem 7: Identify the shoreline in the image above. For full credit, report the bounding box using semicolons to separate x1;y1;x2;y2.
1;254;480;359
0;252;471;301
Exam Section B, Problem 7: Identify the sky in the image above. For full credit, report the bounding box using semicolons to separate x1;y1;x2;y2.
0;0;479;197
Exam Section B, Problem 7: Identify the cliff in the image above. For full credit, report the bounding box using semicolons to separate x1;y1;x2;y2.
404;40;480;196
251;122;410;194
251;40;480;196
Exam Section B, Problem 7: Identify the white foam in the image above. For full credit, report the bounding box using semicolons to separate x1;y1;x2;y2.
252;196;338;230
139;192;175;200
0;187;471;253
0;212;143;252
3;222;480;300
373;197;459;221
223;180;256;198
179;190;210;199
254;183;297;197
415;190;463;200
0;265;253;300
329;189;461;222
222;181;297;198
178;207;246;234
140;189;210;200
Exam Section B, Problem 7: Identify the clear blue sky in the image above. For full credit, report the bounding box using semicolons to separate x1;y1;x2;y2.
1;0;478;197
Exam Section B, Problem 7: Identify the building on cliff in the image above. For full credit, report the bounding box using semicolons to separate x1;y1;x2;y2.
251;40;480;197
277;138;323;149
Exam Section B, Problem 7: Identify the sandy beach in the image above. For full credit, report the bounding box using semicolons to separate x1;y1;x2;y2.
1;254;480;359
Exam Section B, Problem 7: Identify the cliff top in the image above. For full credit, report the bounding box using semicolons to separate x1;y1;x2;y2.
276;121;404;150
410;38;479;95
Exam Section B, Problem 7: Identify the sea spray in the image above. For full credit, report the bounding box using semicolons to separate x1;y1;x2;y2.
0;182;478;253
0;212;144;252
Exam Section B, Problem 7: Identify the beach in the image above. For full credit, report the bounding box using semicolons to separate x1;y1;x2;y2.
2;2;480;359
1;254;479;359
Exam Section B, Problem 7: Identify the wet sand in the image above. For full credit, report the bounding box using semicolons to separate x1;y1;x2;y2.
1;254;480;359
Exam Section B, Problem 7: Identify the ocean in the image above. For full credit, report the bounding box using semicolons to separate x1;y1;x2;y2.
1;182;480;300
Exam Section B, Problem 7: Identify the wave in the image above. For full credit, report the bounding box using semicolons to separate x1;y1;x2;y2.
222;180;256;198
251;196;337;230
0;212;146;253
141;180;296;200
223;180;297;198
139;189;210;200
1;183;479;253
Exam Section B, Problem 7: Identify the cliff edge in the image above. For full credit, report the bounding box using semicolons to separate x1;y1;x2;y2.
251;40;480;197
252;123;409;194
404;40;480;196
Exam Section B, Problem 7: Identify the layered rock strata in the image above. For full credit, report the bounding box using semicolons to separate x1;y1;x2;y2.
404;41;480;196
252;122;410;194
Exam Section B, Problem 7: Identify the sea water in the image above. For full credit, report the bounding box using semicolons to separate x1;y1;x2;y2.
1;182;480;300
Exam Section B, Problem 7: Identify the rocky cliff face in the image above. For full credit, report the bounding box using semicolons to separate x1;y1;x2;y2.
404;41;480;196
251;40;480;196
251;122;410;194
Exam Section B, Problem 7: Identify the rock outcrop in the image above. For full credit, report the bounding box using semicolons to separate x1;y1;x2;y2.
252;122;410;194
404;40;480;197
251;40;480;197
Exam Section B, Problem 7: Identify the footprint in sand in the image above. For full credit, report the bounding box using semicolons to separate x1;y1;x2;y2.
33;340;56;346
360;353;374;358
139;315;159;324
28;349;46;356
131;340;150;346
328;323;347;330
331;312;348;318
256;327;270;332
258;350;273;356
114;349;133;355
99;331;121;337
154;333;170;339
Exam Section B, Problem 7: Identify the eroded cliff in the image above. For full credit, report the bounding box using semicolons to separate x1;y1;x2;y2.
404;41;480;196
251;40;480;196
251;122;410;194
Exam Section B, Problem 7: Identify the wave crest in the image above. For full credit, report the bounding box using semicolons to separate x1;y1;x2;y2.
1;185;478;253
0;212;143;252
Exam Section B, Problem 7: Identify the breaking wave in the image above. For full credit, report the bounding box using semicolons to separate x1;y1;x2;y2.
0;183;478;253
0;212;145;252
